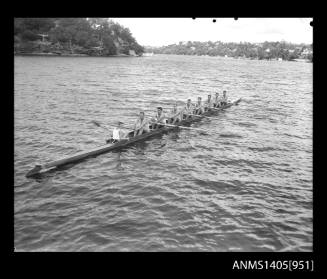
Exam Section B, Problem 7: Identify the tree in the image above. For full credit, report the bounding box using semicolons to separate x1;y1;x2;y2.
16;18;55;33
74;30;92;47
120;28;135;44
49;18;90;52
21;30;39;41
15;17;146;56
307;53;313;62
14;18;25;35
102;35;117;55
132;43;144;55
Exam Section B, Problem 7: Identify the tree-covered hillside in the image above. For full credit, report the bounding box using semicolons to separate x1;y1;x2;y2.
14;18;144;56
145;41;313;62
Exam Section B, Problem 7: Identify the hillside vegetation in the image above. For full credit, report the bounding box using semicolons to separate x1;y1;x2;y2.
14;18;144;56
145;41;313;61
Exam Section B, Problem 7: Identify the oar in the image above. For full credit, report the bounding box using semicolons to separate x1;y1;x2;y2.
120;124;134;130
92;120;133;130
209;106;224;111
155;122;213;134
91;121;131;141
211;101;233;110
91;120;110;132
185;114;218;120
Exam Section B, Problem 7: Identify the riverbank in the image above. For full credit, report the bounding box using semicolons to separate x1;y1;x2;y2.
151;53;312;63
14;52;142;57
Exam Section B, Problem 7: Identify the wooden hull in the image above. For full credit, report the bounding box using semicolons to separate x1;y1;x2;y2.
26;98;241;177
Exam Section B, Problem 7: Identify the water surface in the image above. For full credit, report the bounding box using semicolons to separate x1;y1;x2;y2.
14;55;312;251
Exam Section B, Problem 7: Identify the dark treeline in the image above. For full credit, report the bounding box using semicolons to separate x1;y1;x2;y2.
14;18;144;56
145;41;313;61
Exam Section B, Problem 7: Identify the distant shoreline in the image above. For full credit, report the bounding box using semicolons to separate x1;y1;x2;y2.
14;52;142;58
151;54;312;63
142;53;312;63
14;52;311;63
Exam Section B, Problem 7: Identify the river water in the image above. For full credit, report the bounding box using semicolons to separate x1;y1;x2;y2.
14;54;312;251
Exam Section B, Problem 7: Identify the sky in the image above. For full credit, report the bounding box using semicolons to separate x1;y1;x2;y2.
113;18;313;47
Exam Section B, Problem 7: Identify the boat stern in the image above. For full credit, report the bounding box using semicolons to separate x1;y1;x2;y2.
26;165;42;178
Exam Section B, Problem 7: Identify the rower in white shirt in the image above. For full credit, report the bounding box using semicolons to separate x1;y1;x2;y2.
182;98;195;120
221;90;228;106
169;102;183;124
150;107;167;129
204;94;213;111
195;96;204;115
134;111;150;136
214;92;221;107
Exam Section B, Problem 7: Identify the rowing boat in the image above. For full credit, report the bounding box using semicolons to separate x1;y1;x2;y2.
26;98;242;177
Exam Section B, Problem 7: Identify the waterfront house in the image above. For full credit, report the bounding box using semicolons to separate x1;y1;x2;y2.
302;48;312;55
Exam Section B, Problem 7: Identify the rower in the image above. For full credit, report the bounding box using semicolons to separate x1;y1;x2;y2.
170;102;178;114
107;121;126;144
195;96;204;115
169;102;182;124
133;111;150;136
151;107;167;129
214;92;221;108
204;94;213;111
182;98;194;120
221;90;228;106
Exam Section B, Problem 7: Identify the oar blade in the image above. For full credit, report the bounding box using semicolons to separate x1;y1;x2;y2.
91;120;101;127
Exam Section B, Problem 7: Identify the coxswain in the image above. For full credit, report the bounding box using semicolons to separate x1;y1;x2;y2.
151;107;167;129
183;98;194;120
195;96;204;115
107;121;127;143
133;111;150;137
